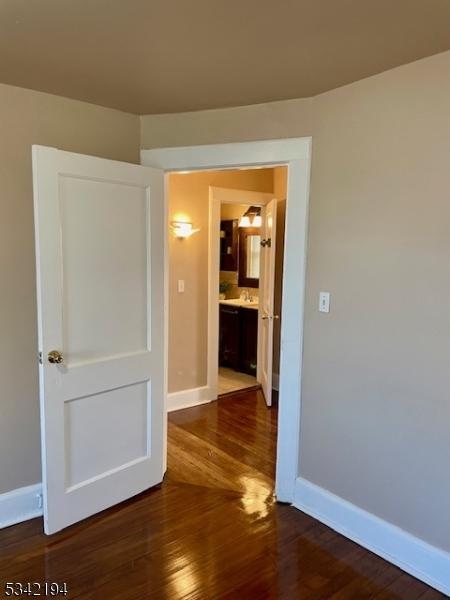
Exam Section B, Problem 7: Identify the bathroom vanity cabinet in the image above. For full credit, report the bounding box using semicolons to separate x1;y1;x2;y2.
219;304;258;375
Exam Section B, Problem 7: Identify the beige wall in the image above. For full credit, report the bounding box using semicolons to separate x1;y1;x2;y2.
141;98;313;148
168;170;273;393
220;203;247;220
143;50;450;553
0;83;140;495
301;50;450;553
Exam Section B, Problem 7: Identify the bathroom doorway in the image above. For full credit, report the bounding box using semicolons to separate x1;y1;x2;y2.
164;167;287;409
212;175;287;405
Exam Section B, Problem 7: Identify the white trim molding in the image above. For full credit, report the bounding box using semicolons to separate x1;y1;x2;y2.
0;483;43;529
141;138;311;172
210;186;274;206
294;477;450;596
167;386;216;412
142;137;312;505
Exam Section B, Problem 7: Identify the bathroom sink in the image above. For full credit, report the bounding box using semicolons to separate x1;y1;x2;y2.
219;298;259;309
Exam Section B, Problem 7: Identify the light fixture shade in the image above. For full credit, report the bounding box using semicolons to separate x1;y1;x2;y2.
239;215;251;228
252;214;262;227
171;221;200;238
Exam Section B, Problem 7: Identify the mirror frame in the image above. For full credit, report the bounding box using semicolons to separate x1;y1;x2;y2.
219;219;239;271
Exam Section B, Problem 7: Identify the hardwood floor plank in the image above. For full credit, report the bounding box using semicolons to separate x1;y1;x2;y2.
0;390;445;599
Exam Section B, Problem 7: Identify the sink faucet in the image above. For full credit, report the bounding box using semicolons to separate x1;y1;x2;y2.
241;289;253;302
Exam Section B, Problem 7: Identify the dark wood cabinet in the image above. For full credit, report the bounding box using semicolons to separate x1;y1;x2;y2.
239;307;258;375
218;305;240;369
219;304;258;376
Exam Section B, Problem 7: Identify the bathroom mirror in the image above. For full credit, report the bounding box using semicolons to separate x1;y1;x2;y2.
246;235;261;278
238;227;260;288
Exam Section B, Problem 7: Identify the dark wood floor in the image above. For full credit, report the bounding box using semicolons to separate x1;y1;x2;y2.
0;389;445;599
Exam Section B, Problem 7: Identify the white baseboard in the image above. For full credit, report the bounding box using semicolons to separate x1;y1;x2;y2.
272;372;280;391
167;385;216;412
0;483;43;529
293;477;450;596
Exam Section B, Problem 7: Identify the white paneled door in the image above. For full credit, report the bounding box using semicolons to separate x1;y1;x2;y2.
33;146;165;534
259;198;278;407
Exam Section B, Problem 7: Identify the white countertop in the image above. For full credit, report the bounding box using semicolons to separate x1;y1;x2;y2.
219;298;259;310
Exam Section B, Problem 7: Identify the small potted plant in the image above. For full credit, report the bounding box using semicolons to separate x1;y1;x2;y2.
219;280;232;300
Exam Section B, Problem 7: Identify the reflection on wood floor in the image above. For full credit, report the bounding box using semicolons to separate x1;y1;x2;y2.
0;390;445;599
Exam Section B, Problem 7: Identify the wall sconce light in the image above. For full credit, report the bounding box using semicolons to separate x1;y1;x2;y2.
171;221;200;239
238;214;251;228
252;214;262;227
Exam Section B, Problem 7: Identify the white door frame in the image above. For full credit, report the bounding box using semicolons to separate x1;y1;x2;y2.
209;186;274;398
141;138;312;503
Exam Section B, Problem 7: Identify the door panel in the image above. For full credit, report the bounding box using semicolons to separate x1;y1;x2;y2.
59;176;149;363
64;382;149;488
33;146;165;534
259;199;277;407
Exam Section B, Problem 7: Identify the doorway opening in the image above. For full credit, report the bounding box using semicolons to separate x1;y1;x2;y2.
213;180;287;404
166;167;287;413
218;201;261;396
142;137;311;504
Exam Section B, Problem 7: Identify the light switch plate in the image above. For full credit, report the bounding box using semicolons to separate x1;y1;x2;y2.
319;292;330;313
178;279;185;293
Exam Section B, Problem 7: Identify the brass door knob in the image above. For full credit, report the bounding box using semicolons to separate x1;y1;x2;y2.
48;350;64;364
